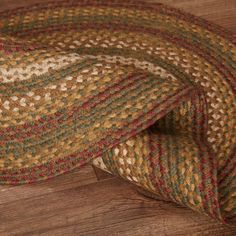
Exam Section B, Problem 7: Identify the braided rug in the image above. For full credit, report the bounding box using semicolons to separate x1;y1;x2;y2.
0;0;235;225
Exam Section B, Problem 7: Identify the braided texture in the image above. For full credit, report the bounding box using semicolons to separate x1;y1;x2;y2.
0;0;235;225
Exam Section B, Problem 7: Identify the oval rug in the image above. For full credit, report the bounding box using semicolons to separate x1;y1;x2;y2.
0;0;235;226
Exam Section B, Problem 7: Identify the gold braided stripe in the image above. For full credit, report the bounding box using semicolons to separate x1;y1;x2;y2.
0;0;235;225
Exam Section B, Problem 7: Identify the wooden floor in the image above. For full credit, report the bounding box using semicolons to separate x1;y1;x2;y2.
0;166;235;236
0;1;236;235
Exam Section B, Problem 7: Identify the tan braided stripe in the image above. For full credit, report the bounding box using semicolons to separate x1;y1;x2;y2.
0;0;235;225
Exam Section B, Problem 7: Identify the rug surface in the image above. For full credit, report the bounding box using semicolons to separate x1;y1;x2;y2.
0;0;235;225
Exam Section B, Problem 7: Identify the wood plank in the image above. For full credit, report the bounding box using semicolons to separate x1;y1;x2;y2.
0;178;235;236
0;165;97;205
157;0;236;33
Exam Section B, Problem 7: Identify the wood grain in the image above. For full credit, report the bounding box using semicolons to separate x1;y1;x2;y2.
0;1;235;235
0;177;235;236
0;165;97;205
157;0;236;33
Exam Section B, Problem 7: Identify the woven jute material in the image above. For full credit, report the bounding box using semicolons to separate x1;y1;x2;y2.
0;0;235;225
